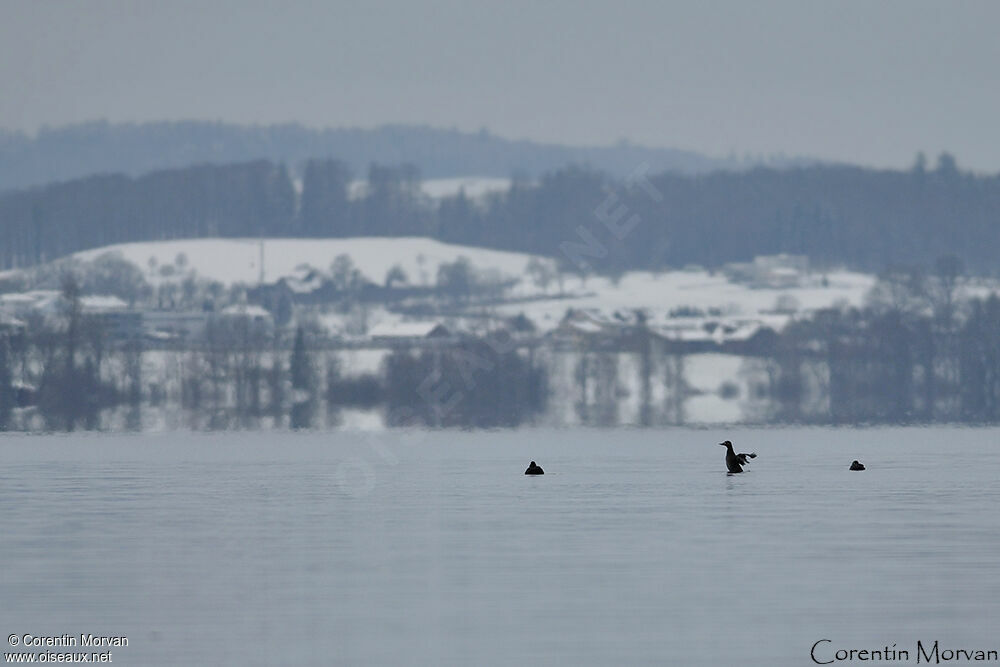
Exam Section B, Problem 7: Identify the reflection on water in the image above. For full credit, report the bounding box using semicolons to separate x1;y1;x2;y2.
1;428;998;666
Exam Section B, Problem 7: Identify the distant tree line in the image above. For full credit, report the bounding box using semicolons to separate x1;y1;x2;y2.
0;276;138;431
0;278;547;431
0;120;761;192
0;160;294;268
760;261;1000;424
2;153;998;275
383;338;548;428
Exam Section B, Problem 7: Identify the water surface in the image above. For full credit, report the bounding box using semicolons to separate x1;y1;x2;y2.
2;428;998;665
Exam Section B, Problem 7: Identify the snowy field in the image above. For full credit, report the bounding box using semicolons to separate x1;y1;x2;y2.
70;237;878;327
343;176;512;201
494;268;877;332
73;237;553;289
420;176;512;199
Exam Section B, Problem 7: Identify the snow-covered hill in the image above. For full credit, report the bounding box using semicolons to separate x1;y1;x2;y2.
65;236;882;334
73;237;550;288
494;269;876;332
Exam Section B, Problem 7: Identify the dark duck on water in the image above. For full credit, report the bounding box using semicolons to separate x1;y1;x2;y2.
719;440;756;473
525;461;544;475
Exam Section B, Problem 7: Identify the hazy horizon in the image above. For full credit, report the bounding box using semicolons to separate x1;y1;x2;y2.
0;117;814;166
2;1;999;172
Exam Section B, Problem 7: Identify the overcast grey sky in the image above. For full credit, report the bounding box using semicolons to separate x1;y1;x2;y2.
2;0;998;170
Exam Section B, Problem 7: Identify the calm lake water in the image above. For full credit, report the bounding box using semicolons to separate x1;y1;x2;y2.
2;428;999;666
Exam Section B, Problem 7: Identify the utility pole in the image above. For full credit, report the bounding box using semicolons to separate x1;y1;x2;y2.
258;236;265;285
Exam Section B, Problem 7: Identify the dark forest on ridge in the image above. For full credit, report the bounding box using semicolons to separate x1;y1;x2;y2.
0;152;997;276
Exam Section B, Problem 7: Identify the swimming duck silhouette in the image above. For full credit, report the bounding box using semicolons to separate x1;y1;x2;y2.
849;460;865;471
719;440;756;473
524;461;544;475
